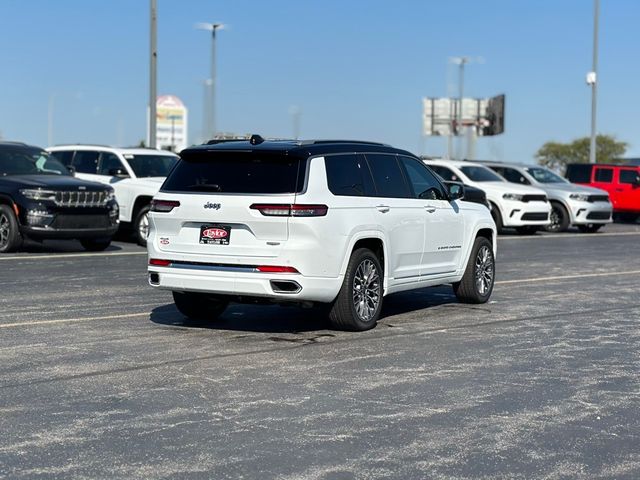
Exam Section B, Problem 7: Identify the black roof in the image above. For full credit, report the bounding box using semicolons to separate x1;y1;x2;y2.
183;136;418;159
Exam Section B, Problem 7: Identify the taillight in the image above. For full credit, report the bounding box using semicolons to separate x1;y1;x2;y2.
256;266;299;273
149;258;171;267
150;200;180;212
250;204;328;217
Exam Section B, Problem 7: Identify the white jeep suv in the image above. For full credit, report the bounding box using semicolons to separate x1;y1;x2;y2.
425;159;552;234
147;136;497;331
47;145;179;245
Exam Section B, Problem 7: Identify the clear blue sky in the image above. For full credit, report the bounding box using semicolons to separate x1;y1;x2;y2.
1;0;638;162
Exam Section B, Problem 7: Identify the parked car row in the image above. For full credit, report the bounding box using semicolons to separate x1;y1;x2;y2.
0;141;177;253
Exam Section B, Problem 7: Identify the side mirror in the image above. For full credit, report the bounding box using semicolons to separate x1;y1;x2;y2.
635;175;640;187
108;168;129;178
67;165;76;176
446;181;465;201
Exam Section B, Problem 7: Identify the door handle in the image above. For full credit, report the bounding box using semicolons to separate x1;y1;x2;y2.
424;206;436;213
376;205;390;213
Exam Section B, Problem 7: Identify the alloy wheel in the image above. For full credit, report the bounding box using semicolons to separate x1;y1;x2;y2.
352;259;381;322
0;213;10;249
547;207;561;232
474;245;494;296
138;212;149;240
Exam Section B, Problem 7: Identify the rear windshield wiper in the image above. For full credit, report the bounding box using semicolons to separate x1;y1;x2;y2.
188;183;222;192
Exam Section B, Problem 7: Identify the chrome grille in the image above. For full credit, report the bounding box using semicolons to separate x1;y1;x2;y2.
54;190;108;207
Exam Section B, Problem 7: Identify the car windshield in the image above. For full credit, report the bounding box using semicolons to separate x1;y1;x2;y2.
526;167;567;184
124;154;178;178
460;165;504;182
0;148;70;176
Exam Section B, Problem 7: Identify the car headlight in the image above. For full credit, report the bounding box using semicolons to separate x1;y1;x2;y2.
105;189;116;202
19;189;57;201
569;193;590;202
503;193;524;201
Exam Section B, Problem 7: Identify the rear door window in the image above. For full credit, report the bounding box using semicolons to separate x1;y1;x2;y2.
594;168;613;183
162;150;306;194
365;153;411;198
72;151;99;174
325;154;376;196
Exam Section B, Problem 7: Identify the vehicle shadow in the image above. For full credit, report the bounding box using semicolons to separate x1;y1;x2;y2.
17;239;125;254
149;285;459;334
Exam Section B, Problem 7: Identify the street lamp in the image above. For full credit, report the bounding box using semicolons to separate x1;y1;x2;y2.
149;0;158;149
196;22;226;139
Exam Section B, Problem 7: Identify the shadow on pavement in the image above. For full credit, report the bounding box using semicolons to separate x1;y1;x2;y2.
18;239;126;254
149;285;460;334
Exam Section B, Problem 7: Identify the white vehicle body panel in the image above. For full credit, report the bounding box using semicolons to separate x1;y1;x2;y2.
424;159;552;227
148;153;496;304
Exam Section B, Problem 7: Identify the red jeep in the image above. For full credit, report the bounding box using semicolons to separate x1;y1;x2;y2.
566;163;640;221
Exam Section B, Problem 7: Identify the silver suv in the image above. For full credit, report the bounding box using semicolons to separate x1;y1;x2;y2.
481;161;612;233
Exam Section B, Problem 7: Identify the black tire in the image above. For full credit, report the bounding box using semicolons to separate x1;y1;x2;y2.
545;202;570;233
329;248;383;331
173;291;229;321
453;236;495;304
80;238;112;251
133;204;151;247
489;203;503;234
577;224;603;233
0;204;22;253
515;226;539;235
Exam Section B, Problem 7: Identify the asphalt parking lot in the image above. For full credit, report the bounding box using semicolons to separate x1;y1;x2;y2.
1;224;640;479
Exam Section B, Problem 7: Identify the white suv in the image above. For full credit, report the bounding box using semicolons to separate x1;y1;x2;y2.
147;137;497;331
425;159;552;234
47;145;179;245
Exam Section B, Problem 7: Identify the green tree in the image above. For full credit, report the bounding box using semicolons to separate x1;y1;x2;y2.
535;135;628;173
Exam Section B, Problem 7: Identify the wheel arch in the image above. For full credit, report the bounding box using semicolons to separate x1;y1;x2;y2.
132;195;153;221
339;232;388;293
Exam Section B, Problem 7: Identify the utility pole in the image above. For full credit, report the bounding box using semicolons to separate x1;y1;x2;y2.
196;23;225;139
149;0;157;149
289;105;301;139
588;0;600;164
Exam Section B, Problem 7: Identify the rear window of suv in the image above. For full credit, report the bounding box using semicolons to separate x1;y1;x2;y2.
162;150;306;194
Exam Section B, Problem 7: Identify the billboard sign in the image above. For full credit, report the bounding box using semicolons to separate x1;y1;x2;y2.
156;95;188;152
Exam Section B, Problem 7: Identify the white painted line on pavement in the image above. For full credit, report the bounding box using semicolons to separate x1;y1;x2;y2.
0;251;147;261
499;231;640;241
496;269;640;285
0;312;149;328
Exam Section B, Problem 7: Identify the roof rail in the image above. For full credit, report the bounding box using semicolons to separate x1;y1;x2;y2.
52;143;114;148
299;139;389;147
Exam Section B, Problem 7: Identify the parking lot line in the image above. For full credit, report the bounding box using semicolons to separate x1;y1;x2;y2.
496;269;640;285
0;251;147;261
0;312;149;328
498;231;640;241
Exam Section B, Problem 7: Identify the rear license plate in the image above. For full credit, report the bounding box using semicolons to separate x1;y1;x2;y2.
199;225;231;245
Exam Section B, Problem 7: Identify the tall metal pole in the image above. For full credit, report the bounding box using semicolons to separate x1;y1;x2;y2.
589;0;599;164
210;26;218;138
457;58;467;160
149;0;157;149
47;94;55;146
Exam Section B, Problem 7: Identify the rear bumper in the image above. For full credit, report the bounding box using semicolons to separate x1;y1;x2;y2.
148;263;343;303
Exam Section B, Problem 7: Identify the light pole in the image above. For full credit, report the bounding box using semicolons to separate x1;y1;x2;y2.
450;57;469;160
196;22;225;139
588;0;600;164
289;105;301;139
149;0;158;149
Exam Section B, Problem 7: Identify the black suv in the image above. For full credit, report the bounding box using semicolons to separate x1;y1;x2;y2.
0;142;119;252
